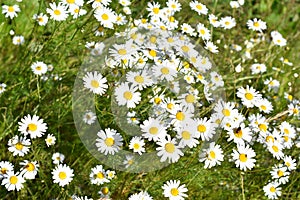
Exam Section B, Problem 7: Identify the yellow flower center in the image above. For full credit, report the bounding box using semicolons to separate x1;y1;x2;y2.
266;135;274;143
258;124;267;132
170;188;179;196
196;4;202;10
152;7;160;14
102;187;109;195
234;129;243;138
91;80;99;88
149;127;158;135
176;111;185;121
149;49;157;57
54;10;61;16
8;6;14;12
253;22;259;27
167;103;174;110
283;136;289;142
15;142;23;150
277;170;284;177
28;123;37;131
97;172;105;179
9;176;18;184
165;143;175;153
161;67;169;75
67;0;75;3
123;91;133;100
260;105;267;110
245;92;253;100
272;145;279;152
1;168;7;174
209;151;216;159
58;172;67;180
200;29;205;35
102;13;109;20
270;186;276;193
225;21;230;25
185;94;195;103
167;37;174;43
26;163;35;171
239;154;247;162
181;45;189;52
133;143;140;150
104;137;115;147
118;48;127;55
150;36;157;44
285;162;291;167
222;109;230;116
134;75;144;83
74;8;79;13
181;131;191;140
283;129;289;134
197;124;206;133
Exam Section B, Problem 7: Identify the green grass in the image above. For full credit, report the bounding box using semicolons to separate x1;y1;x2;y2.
0;0;300;199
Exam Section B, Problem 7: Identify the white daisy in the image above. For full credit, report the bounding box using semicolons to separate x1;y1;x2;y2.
263;181;281;199
205;41;219;54
33;13;49;26
1;171;25;191
190;1;208;15
88;0;111;8
283;155;297;171
255;98;273;114
52;152;65;165
90;165;109;185
196;23;210;40
129;136;145;155
247;18;267;32
95;128;123;155
231;144;256;171
0;161;14;179
126;71;153;90
194;117;216;141
208;14;220;27
220;16;236;29
114;82;141;108
45;133;56;147
250;63;267;74
20;160;39;180
12;35;25;45
153;59;178;81
0;83;7;94
31;61;48;75
52;164;74;187
271;31;287;46
236;85;262;108
199;142;224;168
156;135;183;163
18;114;48;139
2;4;20;19
83;110;97;125
270;164;290;184
83;71;108;95
46;2;69;21
162;179;188;200
8;135;31;157
69;5;87;19
175;119;199;148
140;117;167;142
94;7;117;29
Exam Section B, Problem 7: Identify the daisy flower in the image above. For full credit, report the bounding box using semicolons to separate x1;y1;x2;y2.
175;119;199;148
180;23;196;36
20;160;39;179
162;180;188;200
283;155;297;171
46;2;69;21
169;106;194;128
119;0;131;6
31;61;48;75
194;117;216;141
0;83;6;94
61;0;84;8
83;71;108;95
96;128;123;155
208;14;220;27
263;181;281;199
52;164;74;187
267;142;284;160
196;23;210;40
1;171;25;191
123;155;134;168
250;63;266;74
106;170;115;180
90;165;109;185
236;85;262;108
140;117;167;142
18;114;48;139
227;123;252;145
271;31;287;46
270;164;290;184
210;71;224;87
255;98;273;114
279;57;293;66
190;1;208;15
129;136;145;155
45;134;56;147
88;0;111;8
99;186;111;198
12;35;25;45
109;40;137;62
33;13;49;26
199;142;224;168
0;161;14;179
129;191;153;200
94;7;117;29
247;18;267;32
167;0;182;12
156;135;183;163
69;6;87;19
2;4;20;19
205;41;219;54
146;2;161;17
52;152;65;165
178;91;199;112
82;110;97;125
220;16;236;29
8;135;31;157
114;82;141;108
126;71;153;90
231;144;256;171
153;60;178;81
